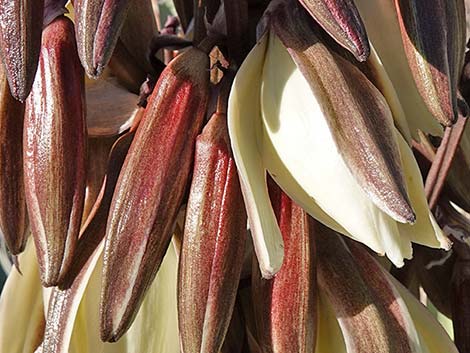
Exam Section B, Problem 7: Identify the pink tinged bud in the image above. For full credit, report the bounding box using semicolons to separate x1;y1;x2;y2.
252;185;317;353
0;64;28;255
178;112;248;353
24;16;87;287
0;0;44;101
100;46;210;342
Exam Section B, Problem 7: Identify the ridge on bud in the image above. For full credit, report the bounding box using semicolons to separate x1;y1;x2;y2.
0;0;44;101
252;185;317;353
0;60;28;255
267;1;416;225
394;0;466;126
100;46;210;342
317;228;421;353
296;0;370;61
75;0;132;78
178;112;247;353
24;16;87;287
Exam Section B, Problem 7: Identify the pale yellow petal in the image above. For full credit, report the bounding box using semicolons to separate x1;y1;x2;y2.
354;0;443;139
0;240;45;353
260;32;412;266
228;34;284;278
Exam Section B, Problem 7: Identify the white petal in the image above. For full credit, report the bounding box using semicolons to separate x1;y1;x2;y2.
396;132;450;250
228;34;284;278
354;0;443;139
261;33;412;266
390;274;459;353
0;240;45;353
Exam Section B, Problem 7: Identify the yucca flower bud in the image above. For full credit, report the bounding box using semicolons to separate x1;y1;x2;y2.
24;16;87;287
252;186;316;353
178;111;247;353
228;1;448;277
75;0;132;78
0;62;28;255
394;0;466;126
297;0;370;61
0;0;44;101
100;45;210;342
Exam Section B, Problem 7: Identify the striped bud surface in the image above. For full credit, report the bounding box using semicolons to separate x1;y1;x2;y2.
0;0;44;101
297;0;370;61
268;1;415;224
178;112;248;353
100;46;210;342
0;62;28;255
317;227;420;353
252;186;317;353
75;0;132;78
394;0;466;126
41;131;134;353
24;16;87;287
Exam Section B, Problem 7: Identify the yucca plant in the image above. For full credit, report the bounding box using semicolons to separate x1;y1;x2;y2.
0;0;469;352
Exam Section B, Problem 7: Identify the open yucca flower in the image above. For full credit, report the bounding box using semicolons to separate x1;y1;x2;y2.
0;0;469;352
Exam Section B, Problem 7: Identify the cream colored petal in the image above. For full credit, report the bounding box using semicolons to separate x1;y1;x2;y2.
396;132;450;250
0;240;45;353
260;32;411;266
68;239;180;353
389;271;459;353
366;45;412;144
354;0;443;139
121;242;180;353
227;34;284;278
315;291;346;353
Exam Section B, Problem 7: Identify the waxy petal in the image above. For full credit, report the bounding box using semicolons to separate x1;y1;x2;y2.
24;16;87;287
117;243;180;353
297;0;370;61
259;31;447;266
268;1;415;224
394;0;466;126
252;189;317;353
0;60;28;255
178;112;247;353
315;291;346;353
100;47;210;342
317;228;421;353
0;0;44;101
354;0;443;139
348;239;459;353
0;241;45;353
75;0;131;78
42;237;180;353
228;34;284;278
39;131;133;353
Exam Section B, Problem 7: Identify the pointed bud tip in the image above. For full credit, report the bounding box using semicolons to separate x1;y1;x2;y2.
86;64;104;80
354;47;370;62
9;82;29;103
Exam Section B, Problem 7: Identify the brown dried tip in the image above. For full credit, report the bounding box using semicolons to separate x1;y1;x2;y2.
75;0;131;78
394;0;466;126
0;61;28;255
24;16;87;287
252;185;317;353
100;46;210;342
297;0;370;61
0;0;44;101
178;112;247;353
